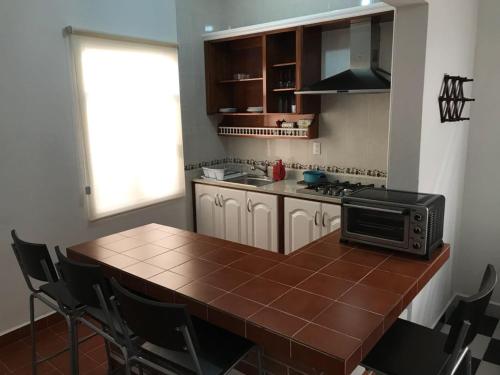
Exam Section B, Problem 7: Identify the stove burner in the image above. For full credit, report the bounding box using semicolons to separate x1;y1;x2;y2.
297;181;375;197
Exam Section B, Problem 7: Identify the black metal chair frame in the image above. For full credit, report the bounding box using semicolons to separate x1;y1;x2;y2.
110;278;263;375
363;264;497;375
10;231;96;375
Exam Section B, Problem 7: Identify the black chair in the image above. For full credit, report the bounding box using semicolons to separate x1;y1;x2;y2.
10;230;93;374
362;264;497;375
55;247;133;371
110;278;263;375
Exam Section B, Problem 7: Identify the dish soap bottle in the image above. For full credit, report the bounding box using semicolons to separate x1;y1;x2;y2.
273;160;286;181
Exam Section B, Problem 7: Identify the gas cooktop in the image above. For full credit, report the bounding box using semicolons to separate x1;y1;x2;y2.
296;180;376;197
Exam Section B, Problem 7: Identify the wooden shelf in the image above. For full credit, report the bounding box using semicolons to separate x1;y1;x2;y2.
272;87;296;92
272;62;296;68
218;112;264;115
218;78;263;84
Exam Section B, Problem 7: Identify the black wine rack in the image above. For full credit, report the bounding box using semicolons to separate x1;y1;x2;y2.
438;74;475;123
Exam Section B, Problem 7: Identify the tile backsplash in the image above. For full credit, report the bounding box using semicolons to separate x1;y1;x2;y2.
222;93;391;173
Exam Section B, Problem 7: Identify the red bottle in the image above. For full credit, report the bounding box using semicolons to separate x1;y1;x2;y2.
273;160;286;181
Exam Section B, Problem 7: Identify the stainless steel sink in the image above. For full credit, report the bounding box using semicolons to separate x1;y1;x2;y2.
224;176;274;187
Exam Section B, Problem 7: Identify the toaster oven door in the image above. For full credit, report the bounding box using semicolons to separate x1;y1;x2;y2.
343;203;410;249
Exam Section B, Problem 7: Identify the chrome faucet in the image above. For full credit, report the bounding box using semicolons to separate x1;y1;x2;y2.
250;160;270;177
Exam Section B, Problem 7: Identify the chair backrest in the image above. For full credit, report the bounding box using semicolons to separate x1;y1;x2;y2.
11;230;59;287
56;247;112;308
444;264;497;353
110;278;199;353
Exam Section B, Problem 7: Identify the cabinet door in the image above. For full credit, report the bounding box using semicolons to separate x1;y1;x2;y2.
284;198;321;254
321;203;342;236
195;184;220;238
219;187;247;244
247;192;278;252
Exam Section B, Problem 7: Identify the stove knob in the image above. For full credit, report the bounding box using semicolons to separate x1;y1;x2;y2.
413;226;422;234
414;213;423;221
413;242;422;250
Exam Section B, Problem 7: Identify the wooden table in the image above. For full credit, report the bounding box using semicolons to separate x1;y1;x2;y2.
68;223;450;375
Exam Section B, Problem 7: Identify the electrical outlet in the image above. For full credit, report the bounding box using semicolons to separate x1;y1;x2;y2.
313;142;321;155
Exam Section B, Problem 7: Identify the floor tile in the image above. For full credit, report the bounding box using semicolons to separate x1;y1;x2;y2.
475;360;500;375
49;351;98;374
478;316;499;337
483;338;500;365
469;334;491;359
493;323;500;340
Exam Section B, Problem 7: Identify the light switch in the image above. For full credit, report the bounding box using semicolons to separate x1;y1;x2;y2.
313;142;321;155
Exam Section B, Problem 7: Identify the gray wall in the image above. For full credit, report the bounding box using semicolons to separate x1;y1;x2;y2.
457;0;500;303
0;0;223;334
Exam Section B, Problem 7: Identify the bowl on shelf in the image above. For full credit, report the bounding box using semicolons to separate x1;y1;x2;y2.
219;107;237;113
246;106;263;113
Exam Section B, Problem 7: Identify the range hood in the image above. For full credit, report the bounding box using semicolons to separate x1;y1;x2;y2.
296;18;390;95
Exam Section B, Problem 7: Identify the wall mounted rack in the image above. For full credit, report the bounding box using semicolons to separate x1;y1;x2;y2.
438;74;475;123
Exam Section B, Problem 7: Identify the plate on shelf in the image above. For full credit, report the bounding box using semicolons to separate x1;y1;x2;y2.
219;108;237;113
246;107;264;113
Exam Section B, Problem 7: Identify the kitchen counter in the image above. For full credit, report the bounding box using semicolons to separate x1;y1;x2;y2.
192;177;346;204
68;224;450;375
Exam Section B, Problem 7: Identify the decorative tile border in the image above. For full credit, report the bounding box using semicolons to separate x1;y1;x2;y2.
184;157;387;178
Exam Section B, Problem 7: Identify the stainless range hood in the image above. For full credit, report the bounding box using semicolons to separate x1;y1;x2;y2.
296;18;390;95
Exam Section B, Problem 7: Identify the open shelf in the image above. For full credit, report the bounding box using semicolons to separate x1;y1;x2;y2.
272;62;296;68
219;78;263;84
218;126;312;139
272;87;296;92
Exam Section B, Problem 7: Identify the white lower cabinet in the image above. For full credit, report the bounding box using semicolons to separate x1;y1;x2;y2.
195;184;277;252
284;197;342;254
246;191;278;252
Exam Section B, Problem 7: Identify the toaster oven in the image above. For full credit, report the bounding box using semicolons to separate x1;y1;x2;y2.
340;188;445;259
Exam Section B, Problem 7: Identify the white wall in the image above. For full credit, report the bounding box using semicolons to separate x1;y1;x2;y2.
384;0;479;326
457;0;500;303
0;0;223;334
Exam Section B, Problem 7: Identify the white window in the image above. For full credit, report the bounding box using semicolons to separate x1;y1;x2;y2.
69;31;185;220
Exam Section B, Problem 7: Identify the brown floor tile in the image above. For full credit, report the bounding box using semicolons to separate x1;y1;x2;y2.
49;351;99;374
144;251;192;270
122;262;164;279
176;282;226;303
378;257;428;278
221;242;259;254
270;289;331;321
293;323;361;360
251;249;286;262
302;241;352;259
338;284;401;315
248;308;307;337
174;241;219;257
170;259;222;279
85;345;107;365
0;340;34;372
122;244;169;261
283;253;332;271
296;273;354;300
11;361;58;375
78;334;104;354
360;269;417;295
200;268;254;291
153;235;194;250
148;271;193;290
320;260;372;282
229;255;279;275
83;363;109;375
260;264;314;287
101;237;146;253
340;249;389;268
232;277;290;305
313;302;383;340
99;254;139;269
26;328;67;358
210;293;263;319
200;248;246;266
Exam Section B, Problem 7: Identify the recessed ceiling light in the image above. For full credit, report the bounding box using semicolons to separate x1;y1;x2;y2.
361;0;371;5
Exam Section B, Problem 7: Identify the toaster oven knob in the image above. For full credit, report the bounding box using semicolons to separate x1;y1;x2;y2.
413;226;422;234
414;213;423;221
413;242;422;250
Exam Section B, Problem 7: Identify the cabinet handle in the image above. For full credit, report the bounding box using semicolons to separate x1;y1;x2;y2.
215;194;220;207
322;212;329;227
219;194;224;206
247;198;252;213
314;211;320;226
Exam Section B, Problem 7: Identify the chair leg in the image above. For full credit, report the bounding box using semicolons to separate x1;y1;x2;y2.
67;317;79;374
256;346;264;375
465;349;472;375
29;294;37;375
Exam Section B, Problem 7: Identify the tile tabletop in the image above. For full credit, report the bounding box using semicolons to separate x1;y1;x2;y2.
67;223;450;375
